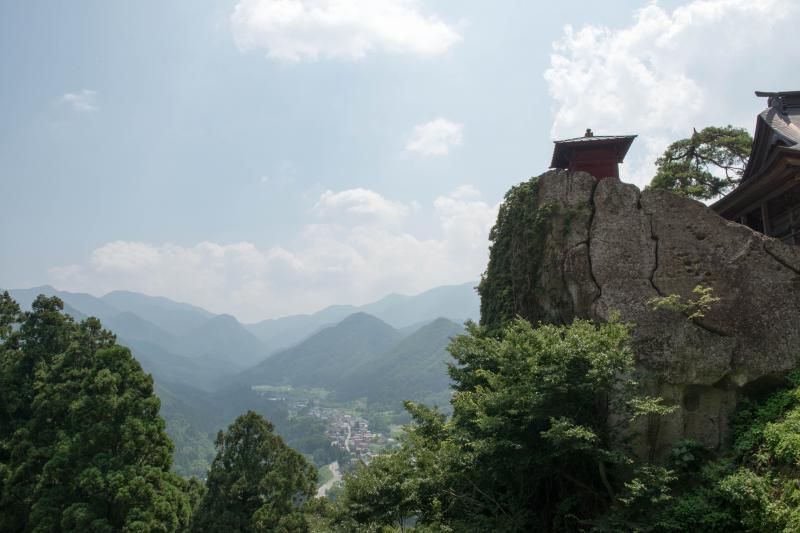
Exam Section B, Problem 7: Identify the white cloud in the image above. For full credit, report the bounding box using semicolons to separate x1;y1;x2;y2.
59;89;98;112
230;0;460;62
313;187;411;224
406;118;463;156
49;187;498;322
544;0;798;187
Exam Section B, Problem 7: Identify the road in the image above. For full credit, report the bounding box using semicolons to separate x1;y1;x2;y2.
316;461;342;498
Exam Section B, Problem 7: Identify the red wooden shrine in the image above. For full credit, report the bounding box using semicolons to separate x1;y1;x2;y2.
550;129;636;180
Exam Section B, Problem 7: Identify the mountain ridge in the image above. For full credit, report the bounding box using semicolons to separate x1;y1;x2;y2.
232;312;405;390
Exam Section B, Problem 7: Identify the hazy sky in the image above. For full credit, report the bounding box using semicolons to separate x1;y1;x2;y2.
1;0;797;322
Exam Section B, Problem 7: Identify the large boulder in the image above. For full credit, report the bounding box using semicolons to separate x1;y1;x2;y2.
487;170;800;457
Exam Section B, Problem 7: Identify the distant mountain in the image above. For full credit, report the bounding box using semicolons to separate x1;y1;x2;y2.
244;281;478;352
335;317;463;408
125;338;236;392
153;381;217;478
3;284;470;478
5;282;478;389
232;312;462;410
6;285;260;376
244;304;359;354
153;379;290;478
9;285;119;318
103;311;179;350
62;302;88;321
102;290;213;337
180;314;268;369
361;282;478;328
235;312;404;389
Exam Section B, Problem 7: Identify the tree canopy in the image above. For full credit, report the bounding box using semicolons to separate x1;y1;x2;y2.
335;317;673;531
193;410;317;533
0;292;191;532
648;125;752;200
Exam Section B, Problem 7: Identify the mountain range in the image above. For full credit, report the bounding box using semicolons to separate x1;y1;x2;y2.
232;313;462;408
6;282;478;391
5;282;477;476
243;282;478;351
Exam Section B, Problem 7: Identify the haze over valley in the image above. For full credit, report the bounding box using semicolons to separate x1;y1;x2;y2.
6;282;478;477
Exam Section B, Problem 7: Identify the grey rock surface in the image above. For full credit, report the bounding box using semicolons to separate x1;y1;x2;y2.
530;170;800;457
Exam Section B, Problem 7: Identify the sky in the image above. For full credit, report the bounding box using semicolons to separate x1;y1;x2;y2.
1;0;797;322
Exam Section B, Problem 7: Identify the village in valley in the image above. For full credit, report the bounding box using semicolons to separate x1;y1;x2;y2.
308;406;395;464
308;406;399;497
251;384;399;494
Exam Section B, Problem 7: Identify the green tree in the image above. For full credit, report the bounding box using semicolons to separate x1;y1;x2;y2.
341;451;418;531
338;317;673;531
637;370;800;532
193;411;317;533
0;293;191;532
648;125;752;200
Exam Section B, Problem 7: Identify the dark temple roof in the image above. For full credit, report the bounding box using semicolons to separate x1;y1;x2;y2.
550;134;637;168
742;91;800;182
711;91;800;217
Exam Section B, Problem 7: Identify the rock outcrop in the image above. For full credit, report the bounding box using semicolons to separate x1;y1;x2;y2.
485;170;800;458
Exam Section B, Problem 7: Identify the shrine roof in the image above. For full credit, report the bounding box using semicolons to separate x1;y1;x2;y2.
550;134;637;168
742;91;800;182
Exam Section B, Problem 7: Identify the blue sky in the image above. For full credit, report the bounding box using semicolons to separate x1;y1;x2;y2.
1;0;797;321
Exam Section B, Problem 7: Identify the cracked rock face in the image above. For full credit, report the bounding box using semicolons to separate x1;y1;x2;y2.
532;170;800;457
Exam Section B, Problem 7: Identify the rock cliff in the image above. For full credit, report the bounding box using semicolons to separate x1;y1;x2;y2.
479;170;800;457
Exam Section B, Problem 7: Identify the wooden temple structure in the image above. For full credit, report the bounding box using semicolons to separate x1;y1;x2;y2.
550;129;636;180
712;91;800;245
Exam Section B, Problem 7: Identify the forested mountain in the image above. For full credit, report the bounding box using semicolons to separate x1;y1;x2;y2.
359;283;478;329
244;281;478;351
102;290;214;336
232;313;462;410
335;317;462;408
103;310;181;350
235;313;405;390
7;286;268;369
4;284;476;480
9;285;119;318
243;304;359;353
179;313;267;369
126;339;235;392
7;282;479;369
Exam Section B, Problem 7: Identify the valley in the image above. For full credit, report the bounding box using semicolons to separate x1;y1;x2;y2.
5;282;477;479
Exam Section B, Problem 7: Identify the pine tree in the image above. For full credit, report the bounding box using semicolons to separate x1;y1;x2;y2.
0;293;191;532
193;411;316;533
648;125;752;200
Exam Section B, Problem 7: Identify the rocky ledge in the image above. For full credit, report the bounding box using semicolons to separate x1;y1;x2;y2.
507;170;800;457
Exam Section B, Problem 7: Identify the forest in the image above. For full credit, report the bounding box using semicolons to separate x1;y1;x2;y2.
3;289;800;531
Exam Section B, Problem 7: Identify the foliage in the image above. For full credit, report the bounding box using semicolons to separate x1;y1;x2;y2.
648;125;752;200
281;415;348;467
648;285;721;320
158;379;339;476
478;177;548;334
317;464;334;486
193;410;317;532
603;370;800;532
341;452;418;531
477;175;592;335
334;318;463;410
166;414;218;479
0;292;191;532
335;316;673;531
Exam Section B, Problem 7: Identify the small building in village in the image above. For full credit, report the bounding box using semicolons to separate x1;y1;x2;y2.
712;91;800;245
550;128;636;180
